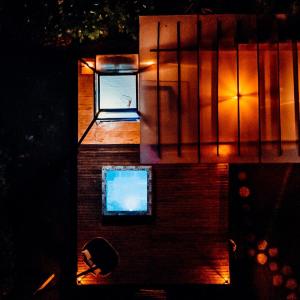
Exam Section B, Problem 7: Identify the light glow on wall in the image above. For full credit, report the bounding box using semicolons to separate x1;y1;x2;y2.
80;60;95;74
140;15;300;163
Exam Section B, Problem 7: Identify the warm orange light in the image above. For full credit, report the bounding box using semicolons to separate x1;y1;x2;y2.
257;240;268;251
239;186;250;198
286;278;298;290
268;247;279;257
76;271;99;285
33;273;56;295
256;253;268;265
86;60;95;68
273;274;283;287
76;264;96;285
286;292;298;300
76;275;92;285
275;14;287;20
218;50;237;103
76;274;87;285
140;60;156;70
269;262;279;272
219;145;233;156
81;60;95;74
143;60;155;66
195;265;230;284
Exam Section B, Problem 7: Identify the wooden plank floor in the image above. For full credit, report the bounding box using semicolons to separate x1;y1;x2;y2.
77;145;230;285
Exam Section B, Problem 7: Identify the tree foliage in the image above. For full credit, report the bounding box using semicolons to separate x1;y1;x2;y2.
2;0;300;47
2;0;155;47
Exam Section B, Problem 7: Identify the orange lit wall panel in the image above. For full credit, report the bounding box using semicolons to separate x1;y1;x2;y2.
218;50;238;144
140;15;199;163
239;45;259;159
199;50;216;159
139;15;300;163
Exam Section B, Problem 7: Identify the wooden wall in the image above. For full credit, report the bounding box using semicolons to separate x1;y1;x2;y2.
78;61;140;144
139;15;300;164
77;145;229;285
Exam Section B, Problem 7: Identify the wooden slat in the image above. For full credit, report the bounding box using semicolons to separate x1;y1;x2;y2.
277;41;283;156
156;22;161;158
216;20;221;156
177;21;182;157
197;20;201;162
256;19;262;161
236;20;241;156
292;41;300;155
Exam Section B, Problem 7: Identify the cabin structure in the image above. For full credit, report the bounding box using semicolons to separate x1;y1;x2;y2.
77;14;300;293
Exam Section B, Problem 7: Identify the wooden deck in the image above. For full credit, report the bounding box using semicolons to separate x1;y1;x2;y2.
77;145;230;285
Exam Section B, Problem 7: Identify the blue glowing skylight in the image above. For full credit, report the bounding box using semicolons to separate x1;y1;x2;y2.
102;166;152;215
100;75;137;109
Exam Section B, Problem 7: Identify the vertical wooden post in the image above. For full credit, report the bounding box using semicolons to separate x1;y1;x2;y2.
256;18;262;161
156;22;161;158
277;41;282;156
236;20;241;156
177;21;182;157
292;41;300;155
216;20;221;156
197;20;201;162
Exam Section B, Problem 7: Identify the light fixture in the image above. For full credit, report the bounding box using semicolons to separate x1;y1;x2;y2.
268;247;279;257
269;262;279;272
239;186;250;198
80;59;95;75
256;253;268;265
273;274;283;286
257;239;268;251
285;278;298;290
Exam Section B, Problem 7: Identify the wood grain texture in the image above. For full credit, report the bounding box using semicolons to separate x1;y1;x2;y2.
77;61;140;144
139;16;300;163
77;145;229;285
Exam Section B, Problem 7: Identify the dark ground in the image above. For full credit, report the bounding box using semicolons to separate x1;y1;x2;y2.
0;47;76;300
